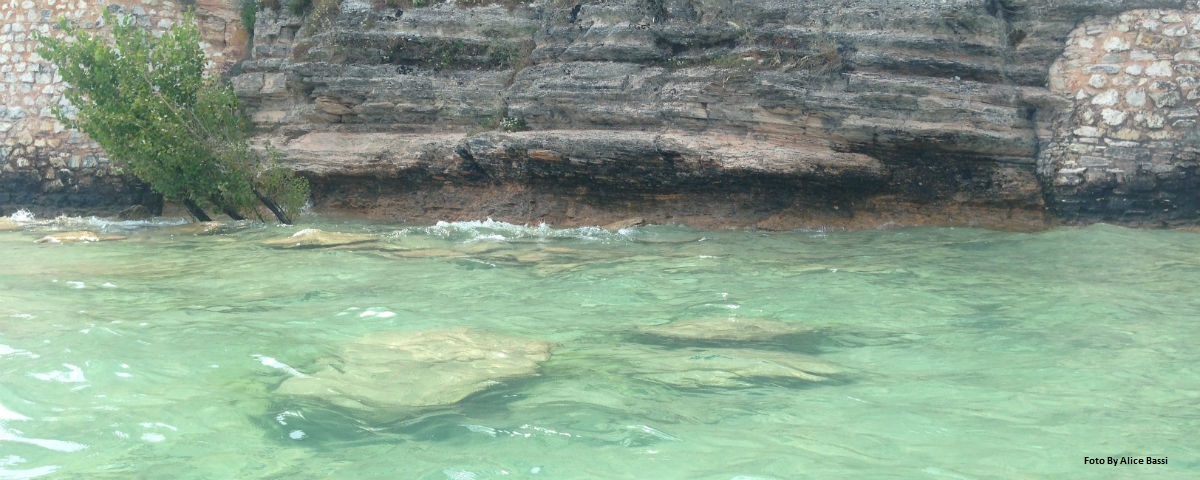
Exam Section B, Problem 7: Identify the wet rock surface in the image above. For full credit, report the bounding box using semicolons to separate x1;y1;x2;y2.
161;221;230;236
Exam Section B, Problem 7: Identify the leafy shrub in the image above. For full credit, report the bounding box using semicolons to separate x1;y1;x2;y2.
240;0;258;32
36;11;308;223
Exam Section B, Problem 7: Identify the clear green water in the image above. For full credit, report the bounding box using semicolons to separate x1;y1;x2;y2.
1;215;1198;479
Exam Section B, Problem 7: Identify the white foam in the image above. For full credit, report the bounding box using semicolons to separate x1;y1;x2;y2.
139;433;165;443
358;309;396;319
408;218;624;243
252;355;307;378
461;424;498;437
518;424;574;438
64;282;85;289
139;422;176;431
8;210;35;223
288;430;306;440
30;364;86;383
442;469;478;480
47;215;185;232
0;345;37;359
275;410;304;426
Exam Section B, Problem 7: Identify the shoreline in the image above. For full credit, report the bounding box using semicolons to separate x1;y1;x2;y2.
5;192;1058;232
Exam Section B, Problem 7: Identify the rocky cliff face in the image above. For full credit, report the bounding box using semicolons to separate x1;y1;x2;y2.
5;0;1198;228
230;0;1197;229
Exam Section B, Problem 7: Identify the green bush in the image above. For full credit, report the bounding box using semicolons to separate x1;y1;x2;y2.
240;0;258;32
36;11;309;223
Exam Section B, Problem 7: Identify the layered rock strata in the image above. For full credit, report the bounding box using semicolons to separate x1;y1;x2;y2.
232;0;1195;228
4;0;1200;228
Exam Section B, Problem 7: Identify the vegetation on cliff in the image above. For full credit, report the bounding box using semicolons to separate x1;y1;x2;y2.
36;11;308;223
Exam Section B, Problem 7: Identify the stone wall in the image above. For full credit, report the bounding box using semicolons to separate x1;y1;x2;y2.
1043;7;1200;224
0;0;246;214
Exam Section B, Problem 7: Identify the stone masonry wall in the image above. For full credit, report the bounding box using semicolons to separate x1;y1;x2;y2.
1043;7;1200;224
0;0;246;214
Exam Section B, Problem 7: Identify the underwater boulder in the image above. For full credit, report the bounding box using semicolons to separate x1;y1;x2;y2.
602;217;646;231
162;221;228;236
635;318;811;342
34;231;126;243
274;329;553;415
263;228;378;249
621;345;839;387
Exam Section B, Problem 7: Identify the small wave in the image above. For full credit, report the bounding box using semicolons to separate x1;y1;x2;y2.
0;426;86;452
358;308;396;319
0;404;31;421
252;355;308;378
49;215;187;233
29;364;86;383
625;424;678;441
0;464;60;480
0;345;37;360
12;212;186;234
140;433;165;443
8;210;35;223
397;218;628;243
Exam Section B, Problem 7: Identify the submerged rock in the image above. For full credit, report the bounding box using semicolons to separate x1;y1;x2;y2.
274;329;553;415
602;217;646;232
34;231;126;244
163;221;227;236
263;228;378;249
619;345;840;388
636;318;811;342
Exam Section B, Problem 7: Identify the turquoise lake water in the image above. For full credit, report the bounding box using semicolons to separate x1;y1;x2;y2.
0;213;1197;479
